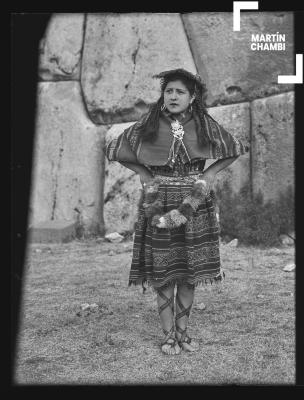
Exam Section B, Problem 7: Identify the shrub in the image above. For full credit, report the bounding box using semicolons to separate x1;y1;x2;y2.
216;181;294;247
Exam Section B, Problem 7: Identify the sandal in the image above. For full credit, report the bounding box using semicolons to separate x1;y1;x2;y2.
175;325;199;352
161;327;181;355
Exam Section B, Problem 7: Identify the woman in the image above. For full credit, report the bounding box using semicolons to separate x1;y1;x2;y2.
106;68;248;355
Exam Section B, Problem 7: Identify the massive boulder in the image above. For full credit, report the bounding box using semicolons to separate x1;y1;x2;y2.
39;13;84;81
30;81;106;236
206;102;251;195
182;12;294;106
81;13;197;124
104;174;142;235
104;122;142;234
104;122;137;199
251;91;294;201
31;13;295;238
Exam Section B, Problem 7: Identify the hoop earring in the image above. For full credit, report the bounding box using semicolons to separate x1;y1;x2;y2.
161;103;166;112
189;103;193;113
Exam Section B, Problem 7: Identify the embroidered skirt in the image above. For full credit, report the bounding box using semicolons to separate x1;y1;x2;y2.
128;173;223;291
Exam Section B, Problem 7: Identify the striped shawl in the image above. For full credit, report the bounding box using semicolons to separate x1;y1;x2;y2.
105;109;249;165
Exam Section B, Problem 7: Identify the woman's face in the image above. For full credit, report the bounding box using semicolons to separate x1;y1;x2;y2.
163;80;194;115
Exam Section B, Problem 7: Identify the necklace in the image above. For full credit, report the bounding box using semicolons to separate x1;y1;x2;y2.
168;119;190;165
170;119;185;140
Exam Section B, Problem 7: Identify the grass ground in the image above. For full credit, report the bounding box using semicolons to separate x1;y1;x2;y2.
14;239;295;385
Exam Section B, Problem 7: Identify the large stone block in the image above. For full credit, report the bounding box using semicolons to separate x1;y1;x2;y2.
104;122;137;199
30;81;106;235
182;12;294;106
28;220;76;243
39;13;84;81
205;102;251;195
81;13;197;124
104;122;142;233
251;91;294;201
104;174;142;234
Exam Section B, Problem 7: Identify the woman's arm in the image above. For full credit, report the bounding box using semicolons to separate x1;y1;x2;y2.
119;161;154;186
200;156;239;192
204;156;239;175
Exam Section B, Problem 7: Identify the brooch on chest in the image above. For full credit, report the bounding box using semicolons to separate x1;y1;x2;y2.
167;119;190;165
170;120;185;140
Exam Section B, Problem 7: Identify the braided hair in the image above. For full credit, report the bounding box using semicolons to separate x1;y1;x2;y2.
140;71;209;148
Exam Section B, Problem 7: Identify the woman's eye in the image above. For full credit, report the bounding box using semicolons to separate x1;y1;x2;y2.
165;89;186;95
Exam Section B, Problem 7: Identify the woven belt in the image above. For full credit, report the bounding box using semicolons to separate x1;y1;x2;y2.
153;173;202;185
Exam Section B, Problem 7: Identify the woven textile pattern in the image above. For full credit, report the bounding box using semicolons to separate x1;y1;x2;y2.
129;164;222;290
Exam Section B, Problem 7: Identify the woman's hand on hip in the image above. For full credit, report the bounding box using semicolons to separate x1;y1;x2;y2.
139;172;154;188
199;170;216;194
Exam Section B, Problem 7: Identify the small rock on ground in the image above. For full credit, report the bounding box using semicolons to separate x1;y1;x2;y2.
279;234;294;246
194;302;206;310
283;263;295;272
227;238;238;247
105;232;124;243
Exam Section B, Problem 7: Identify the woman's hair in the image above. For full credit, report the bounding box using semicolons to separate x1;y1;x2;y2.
160;72;196;95
140;74;209;147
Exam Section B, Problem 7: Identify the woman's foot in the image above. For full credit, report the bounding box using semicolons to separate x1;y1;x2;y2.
161;336;181;355
175;330;199;352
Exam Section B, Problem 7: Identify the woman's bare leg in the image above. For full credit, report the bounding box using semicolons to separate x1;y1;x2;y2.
156;284;180;355
175;283;199;351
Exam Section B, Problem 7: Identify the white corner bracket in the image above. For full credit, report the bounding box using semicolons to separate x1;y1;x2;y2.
278;54;303;84
233;1;259;31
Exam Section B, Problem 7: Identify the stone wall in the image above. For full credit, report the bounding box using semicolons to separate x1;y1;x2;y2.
30;81;106;235
81;13;197;124
30;12;294;236
251;91;294;201
182;12;294;106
